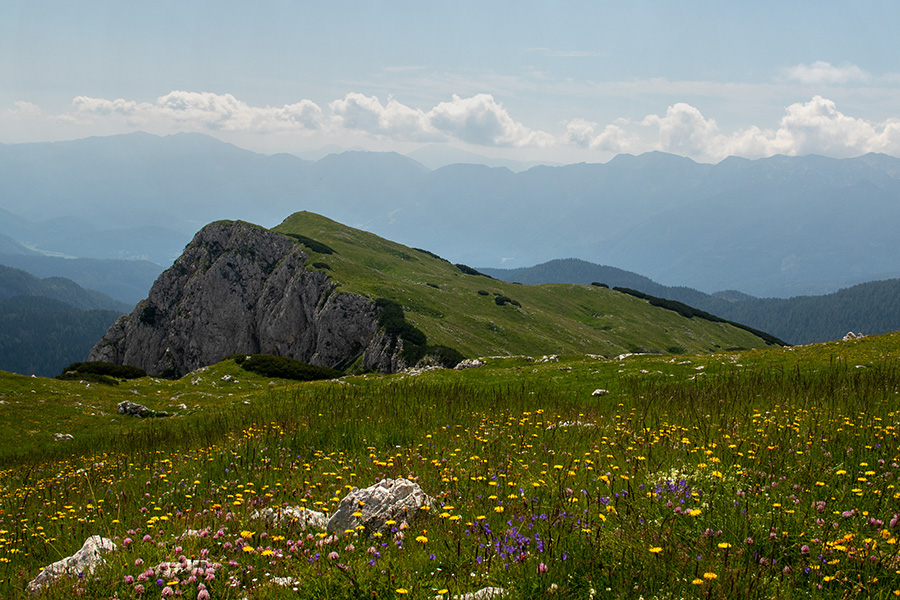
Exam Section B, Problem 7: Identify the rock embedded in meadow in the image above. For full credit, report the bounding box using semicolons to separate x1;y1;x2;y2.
327;478;434;538
591;388;609;396
116;400;168;418
52;433;74;441
26;535;116;594
455;358;486;370
252;505;328;531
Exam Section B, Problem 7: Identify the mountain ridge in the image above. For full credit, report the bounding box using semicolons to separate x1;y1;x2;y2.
480;258;900;345
89;213;779;377
3;132;900;296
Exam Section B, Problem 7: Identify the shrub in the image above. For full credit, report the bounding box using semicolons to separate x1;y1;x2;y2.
284;233;336;255
591;282;609;288
58;361;147;380
455;264;492;277
374;298;464;367
312;262;331;270
477;290;490;296
233;354;342;381
494;295;521;307
139;303;160;326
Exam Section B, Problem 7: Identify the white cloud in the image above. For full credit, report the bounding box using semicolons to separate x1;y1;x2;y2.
73;91;325;132
642;103;722;156
329;93;439;141
428;94;553;147
330;92;554;147
565;96;900;161
6;90;900;161
783;61;870;85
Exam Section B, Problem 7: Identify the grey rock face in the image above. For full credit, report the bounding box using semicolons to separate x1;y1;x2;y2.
327;478;434;538
252;506;328;531
89;221;398;377
27;535;116;594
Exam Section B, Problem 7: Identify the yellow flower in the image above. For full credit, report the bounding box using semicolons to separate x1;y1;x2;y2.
397;588;409;594
703;572;717;580
688;508;702;516
649;546;662;554
717;542;732;549
692;578;704;585
416;535;428;544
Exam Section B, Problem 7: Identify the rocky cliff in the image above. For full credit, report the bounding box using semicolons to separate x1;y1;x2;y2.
89;220;401;377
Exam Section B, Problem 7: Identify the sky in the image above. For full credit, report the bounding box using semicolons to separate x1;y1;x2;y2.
2;1;900;164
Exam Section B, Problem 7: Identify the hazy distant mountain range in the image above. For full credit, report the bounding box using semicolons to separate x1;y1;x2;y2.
480;258;900;345
0;264;126;376
3;132;900;298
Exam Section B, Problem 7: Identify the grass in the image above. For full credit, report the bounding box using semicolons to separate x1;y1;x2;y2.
271;212;775;359
1;332;899;598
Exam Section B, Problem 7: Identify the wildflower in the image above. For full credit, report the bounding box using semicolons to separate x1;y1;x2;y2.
397;588;409;594
537;562;548;574
703;572;717;580
649;546;662;554
717;542;732;549
416;535;428;543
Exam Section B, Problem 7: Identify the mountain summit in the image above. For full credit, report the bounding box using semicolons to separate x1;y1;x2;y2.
89;213;779;377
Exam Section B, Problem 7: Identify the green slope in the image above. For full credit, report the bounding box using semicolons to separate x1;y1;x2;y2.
272;211;777;358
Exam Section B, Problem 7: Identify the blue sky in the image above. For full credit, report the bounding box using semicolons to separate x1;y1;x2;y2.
2;1;900;163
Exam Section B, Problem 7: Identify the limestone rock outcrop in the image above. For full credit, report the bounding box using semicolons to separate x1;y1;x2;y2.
27;535;116;594
89;220;399;377
327;478;434;538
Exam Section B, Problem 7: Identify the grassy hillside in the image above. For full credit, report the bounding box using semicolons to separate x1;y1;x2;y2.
272;212;776;359
1;333;898;598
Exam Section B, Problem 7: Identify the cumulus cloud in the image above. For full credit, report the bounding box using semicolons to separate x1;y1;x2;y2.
330;92;553;147
567;96;900;161
329;93;439;141
783;61;870;85
7;90;900;161
428;94;552;147
73;91;325;132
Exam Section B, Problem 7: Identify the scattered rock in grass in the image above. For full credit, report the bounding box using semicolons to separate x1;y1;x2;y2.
27;535;116;594
843;331;865;341
252;506;327;531
327;478;434;538
537;354;559;363
455;358;486;370
52;433;74;441
117;400;168;418
591;388;609;396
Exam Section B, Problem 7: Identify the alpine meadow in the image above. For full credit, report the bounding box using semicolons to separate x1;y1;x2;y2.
4;3;900;599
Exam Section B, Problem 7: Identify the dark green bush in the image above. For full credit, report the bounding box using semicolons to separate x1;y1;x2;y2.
56;371;120;386
374;298;464;367
591;282;609;288
58;361;147;380
312;262;331;270
455;264;492;277
477;290;490;296
494;295;521;307
235;354;342;381
284;233;336;255
139;304;160;326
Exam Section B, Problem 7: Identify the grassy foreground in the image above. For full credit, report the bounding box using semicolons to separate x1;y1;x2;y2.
0;333;899;598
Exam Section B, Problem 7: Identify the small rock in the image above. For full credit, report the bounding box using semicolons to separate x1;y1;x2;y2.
591;389;608;396
52;433;74;441
455;358;486;370
27;535;116;594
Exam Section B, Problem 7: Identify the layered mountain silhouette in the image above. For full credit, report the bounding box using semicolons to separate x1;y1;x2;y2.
2;133;900;297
